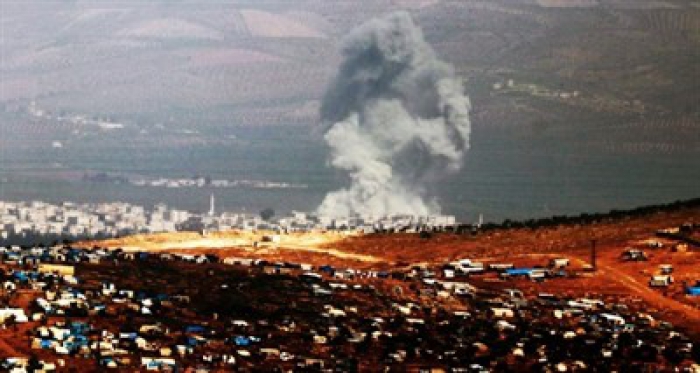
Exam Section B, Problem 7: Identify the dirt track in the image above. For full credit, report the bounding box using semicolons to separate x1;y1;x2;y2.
275;244;381;262
598;262;700;329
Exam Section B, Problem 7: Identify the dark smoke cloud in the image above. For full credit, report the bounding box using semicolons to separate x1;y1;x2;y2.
317;11;471;218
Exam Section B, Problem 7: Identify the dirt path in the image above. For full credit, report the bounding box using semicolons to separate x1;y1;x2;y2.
497;252;700;333
277;244;381;263
597;262;700;320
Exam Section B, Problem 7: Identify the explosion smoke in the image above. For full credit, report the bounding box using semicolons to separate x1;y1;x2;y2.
317;12;471;218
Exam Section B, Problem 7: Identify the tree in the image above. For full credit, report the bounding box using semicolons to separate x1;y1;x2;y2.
259;208;275;221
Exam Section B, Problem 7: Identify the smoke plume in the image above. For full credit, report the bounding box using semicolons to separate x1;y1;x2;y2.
317;11;471;218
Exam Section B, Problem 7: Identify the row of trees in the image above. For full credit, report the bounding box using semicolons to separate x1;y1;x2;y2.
454;197;700;234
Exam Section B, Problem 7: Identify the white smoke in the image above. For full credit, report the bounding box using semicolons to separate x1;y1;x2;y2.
317;11;471;218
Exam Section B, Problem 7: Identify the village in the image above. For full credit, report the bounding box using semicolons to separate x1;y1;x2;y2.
0;199;458;245
0;216;698;371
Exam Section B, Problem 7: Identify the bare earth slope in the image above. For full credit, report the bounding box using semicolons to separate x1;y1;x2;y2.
80;204;700;335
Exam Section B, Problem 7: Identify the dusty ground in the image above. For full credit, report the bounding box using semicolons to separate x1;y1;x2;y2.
80;230;380;266
78;206;700;335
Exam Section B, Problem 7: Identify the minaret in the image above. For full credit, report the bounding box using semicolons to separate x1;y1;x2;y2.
208;193;215;217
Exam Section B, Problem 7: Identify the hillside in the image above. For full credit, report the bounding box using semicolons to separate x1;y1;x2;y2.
80;202;700;335
1;202;698;371
1;0;698;221
1;0;698;139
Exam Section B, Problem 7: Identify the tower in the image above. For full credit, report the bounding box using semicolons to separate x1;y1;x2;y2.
209;193;215;217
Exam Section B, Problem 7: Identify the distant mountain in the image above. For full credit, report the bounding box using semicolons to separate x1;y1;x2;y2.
0;0;698;156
